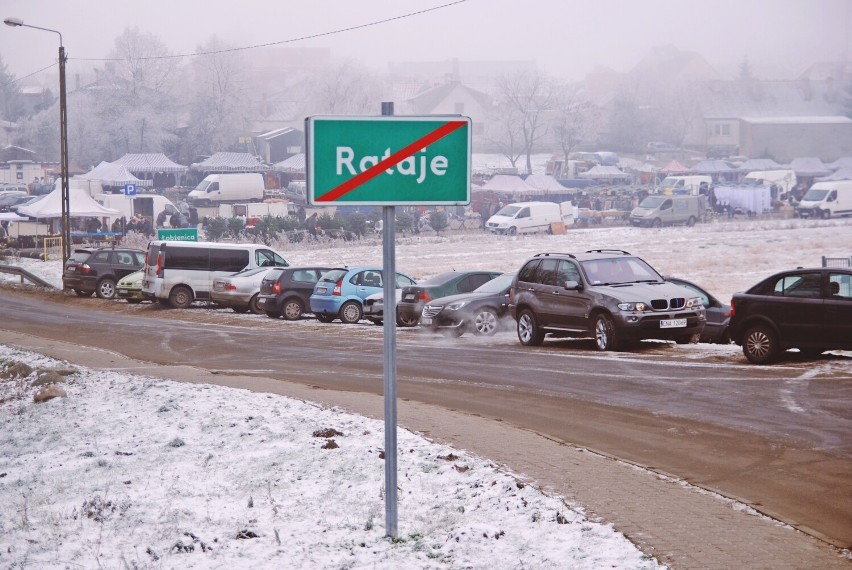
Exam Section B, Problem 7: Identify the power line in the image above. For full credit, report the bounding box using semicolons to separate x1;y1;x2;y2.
75;0;469;62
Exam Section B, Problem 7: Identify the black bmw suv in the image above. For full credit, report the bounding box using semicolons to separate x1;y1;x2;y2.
509;250;706;351
62;247;146;299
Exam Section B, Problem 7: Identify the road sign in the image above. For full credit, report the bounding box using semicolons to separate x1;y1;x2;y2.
157;228;198;242
306;115;471;206
124;183;136;196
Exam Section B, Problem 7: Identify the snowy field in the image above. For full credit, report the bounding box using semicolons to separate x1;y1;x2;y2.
0;217;850;568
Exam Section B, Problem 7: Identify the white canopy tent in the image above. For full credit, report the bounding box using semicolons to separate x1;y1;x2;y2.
78;161;152;187
17;187;121;219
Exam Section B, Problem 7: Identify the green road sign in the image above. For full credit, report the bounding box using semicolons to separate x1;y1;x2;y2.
157;228;198;241
306;115;471;206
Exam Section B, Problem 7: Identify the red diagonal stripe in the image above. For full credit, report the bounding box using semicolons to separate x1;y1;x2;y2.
315;120;467;202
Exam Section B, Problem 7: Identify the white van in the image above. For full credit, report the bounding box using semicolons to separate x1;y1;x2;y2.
630;195;705;227
795;181;852;219
486;201;562;235
141;240;290;308
659;175;712;196
95;193;181;228
188;173;265;205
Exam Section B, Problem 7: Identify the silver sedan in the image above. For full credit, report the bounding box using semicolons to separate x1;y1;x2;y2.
211;267;275;314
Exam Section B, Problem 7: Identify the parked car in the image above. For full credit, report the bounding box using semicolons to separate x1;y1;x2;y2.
310;267;416;324
116;270;145;304
257;266;333;320
362;290;405;326
665;276;731;344
397;270;502;326
62;247;146;299
729;267;852;364
0;191;29;211
509;250;706;351
210;266;275;314
420;273;515;336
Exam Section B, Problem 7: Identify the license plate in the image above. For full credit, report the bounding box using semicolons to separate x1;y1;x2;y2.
316;286;327;294
403;293;416;301
660;318;687;329
257;298;266;305
118;289;128;295
421;317;432;325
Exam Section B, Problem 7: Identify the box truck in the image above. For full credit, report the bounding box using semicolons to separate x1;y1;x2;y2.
187;173;265;205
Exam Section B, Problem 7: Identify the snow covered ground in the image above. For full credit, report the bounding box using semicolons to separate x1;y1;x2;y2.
0;216;850;568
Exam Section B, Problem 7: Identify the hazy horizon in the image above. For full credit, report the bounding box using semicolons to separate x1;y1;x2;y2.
1;0;849;87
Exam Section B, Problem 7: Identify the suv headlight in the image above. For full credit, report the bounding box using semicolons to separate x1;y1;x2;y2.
685;296;703;309
617;302;647;311
446;300;468;311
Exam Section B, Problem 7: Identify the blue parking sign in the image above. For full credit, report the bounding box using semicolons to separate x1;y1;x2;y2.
124;183;136;196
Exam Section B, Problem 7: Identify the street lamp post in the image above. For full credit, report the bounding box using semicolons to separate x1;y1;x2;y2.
4;17;71;264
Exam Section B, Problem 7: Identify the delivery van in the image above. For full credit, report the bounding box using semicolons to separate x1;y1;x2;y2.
95;193;181;228
188;173;265;205
659;175;712;196
485;201;563;235
630;195;704;227
795;181;852;219
141;240;290;308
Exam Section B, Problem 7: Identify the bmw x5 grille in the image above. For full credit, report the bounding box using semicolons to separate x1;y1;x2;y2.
651;298;685;310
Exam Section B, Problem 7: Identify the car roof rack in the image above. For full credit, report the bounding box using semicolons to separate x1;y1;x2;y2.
533;252;577;259
585;249;631;255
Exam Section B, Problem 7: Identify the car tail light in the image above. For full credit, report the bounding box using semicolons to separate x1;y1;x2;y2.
272;281;282;294
418;290;430;302
156;252;164;277
80;263;93;274
225;284;237;291
729;299;735;317
333;279;342;296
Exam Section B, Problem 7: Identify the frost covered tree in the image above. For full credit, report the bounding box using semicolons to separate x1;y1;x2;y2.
297;60;383;116
180;36;253;163
549;84;598;164
0;55;26;122
85;27;180;160
483;100;524;170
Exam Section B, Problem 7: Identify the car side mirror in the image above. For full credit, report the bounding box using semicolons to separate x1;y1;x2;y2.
564;280;581;291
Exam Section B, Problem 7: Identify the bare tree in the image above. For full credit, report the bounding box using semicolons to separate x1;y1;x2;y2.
483;101;524;170
496;69;558;174
549;83;598;164
298;60;383;116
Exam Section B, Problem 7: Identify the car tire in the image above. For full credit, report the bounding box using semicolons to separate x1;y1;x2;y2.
517;309;544;346
396;312;419;327
96;278;116;299
652;218;662;228
742;324;778;364
686;216;696;227
281;298;304;321
821;209;831;219
168;286;194;309
507;226;518;236
248;294;263;315
594;313;622;351
315;314;335;323
74;288;93;297
339;301;363;324
472;308;499;336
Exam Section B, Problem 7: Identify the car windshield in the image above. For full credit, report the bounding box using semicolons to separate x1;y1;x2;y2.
801;189;829;201
639;196;667;208
495;205;521;217
263;268;285;281
473;273;513;293
580;257;662;285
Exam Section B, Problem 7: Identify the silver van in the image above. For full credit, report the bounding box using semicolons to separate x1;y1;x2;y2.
141;240;289;308
630;195;704;228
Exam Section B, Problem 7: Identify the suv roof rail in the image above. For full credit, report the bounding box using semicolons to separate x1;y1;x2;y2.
585;249;631;255
533;252;577;259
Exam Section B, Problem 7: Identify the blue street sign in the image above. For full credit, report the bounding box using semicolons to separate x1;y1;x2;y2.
124;183;137;196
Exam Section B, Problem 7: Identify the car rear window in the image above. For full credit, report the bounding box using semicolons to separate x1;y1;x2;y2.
319;269;347;283
68;251;91;263
264;268;286;281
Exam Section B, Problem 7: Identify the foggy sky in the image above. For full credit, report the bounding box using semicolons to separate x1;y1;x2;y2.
1;0;849;85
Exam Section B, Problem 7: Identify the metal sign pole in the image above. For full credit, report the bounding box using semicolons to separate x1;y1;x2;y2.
381;101;398;538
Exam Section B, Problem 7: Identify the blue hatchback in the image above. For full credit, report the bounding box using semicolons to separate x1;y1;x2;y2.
310;267;417;324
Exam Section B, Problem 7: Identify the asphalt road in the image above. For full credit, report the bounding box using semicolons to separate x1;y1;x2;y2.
2;287;851;550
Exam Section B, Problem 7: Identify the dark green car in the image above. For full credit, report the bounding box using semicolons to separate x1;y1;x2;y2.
397;270;502;326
